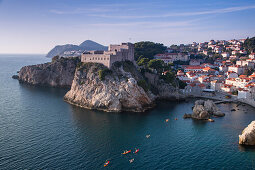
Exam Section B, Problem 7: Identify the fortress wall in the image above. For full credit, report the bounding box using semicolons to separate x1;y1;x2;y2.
81;54;111;68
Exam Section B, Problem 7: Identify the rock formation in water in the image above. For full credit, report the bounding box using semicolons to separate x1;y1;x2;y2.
183;99;225;120
239;121;255;145
64;61;154;112
18;57;79;87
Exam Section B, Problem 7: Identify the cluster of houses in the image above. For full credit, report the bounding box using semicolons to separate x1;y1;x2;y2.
155;38;255;101
154;52;189;64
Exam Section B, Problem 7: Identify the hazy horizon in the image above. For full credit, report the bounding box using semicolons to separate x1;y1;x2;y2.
0;0;255;54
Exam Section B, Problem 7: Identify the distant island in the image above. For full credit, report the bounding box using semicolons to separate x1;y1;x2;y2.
46;40;108;58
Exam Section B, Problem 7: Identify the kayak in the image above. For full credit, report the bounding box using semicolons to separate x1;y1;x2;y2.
146;135;150;138
122;150;131;155
134;149;139;153
165;119;169;122
104;161;109;167
129;158;134;163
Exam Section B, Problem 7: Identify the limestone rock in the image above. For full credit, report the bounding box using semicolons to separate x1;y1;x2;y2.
183;114;192;119
144;72;181;100
64;62;154;112
239;121;255;145
192;104;210;119
12;75;19;79
18;57;79;87
189;99;225;120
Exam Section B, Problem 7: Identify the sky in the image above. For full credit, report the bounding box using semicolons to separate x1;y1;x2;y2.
0;0;255;54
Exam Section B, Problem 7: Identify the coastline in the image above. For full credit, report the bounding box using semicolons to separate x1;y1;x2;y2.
183;92;255;108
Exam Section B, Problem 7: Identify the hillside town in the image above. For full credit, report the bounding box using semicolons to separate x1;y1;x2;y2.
154;38;255;105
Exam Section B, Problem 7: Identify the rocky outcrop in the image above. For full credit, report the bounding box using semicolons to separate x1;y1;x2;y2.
18;57;79;87
239;121;255;145
144;72;180;100
12;75;19;79
184;99;225;120
64;62;154;112
192;103;210;119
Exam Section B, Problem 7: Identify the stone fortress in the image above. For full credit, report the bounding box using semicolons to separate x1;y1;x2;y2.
81;43;134;68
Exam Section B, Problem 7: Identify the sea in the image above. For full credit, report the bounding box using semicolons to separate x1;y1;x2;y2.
1;54;255;169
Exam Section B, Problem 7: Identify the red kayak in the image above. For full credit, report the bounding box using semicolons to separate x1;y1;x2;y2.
122;150;131;155
104;161;110;167
134;149;139;153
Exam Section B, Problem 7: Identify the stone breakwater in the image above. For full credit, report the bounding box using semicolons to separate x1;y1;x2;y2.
18;57;79;87
64;62;154;112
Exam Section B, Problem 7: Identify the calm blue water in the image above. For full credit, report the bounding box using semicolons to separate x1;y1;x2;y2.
1;55;255;169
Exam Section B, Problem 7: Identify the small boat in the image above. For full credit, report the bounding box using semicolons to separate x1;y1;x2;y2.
134;148;139;153
146;135;150;138
129;158;134;163
122;150;131;155
104;160;110;167
208;118;214;122
165;119;169;122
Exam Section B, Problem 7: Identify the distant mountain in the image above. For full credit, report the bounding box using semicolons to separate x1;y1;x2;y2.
46;44;82;58
46;40;107;58
79;40;108;51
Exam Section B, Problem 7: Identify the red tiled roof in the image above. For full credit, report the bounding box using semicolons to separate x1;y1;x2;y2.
185;66;204;69
239;75;247;78
198;84;206;87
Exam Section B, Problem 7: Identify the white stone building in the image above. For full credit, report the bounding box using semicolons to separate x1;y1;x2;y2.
154;53;189;64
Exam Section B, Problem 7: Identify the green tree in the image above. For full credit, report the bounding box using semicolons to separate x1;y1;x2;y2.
148;59;164;73
137;58;150;67
244;37;255;53
134;41;167;61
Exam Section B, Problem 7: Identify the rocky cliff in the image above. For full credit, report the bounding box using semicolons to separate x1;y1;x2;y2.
18;57;79;87
64;61;154;112
239;121;255;145
144;72;180;100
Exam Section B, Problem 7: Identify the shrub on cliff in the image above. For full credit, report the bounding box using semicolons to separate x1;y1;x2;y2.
52;55;59;62
98;69;112;80
137;79;149;92
137;58;150;67
148;59;164;73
